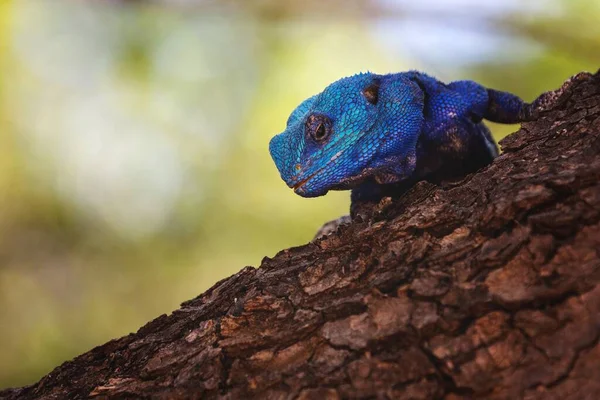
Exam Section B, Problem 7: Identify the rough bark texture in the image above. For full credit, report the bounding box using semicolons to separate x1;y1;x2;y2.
3;71;600;400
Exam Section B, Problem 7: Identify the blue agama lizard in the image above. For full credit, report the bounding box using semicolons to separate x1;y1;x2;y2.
269;71;555;219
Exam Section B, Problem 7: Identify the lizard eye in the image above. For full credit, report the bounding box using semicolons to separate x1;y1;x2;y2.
314;123;326;140
306;114;332;143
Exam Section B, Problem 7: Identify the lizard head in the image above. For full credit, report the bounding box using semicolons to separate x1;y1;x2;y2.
269;72;386;197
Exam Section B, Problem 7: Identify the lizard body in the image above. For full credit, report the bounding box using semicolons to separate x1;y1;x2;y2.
269;71;548;215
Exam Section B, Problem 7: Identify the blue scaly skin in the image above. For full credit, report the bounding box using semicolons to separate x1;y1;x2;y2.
269;71;549;216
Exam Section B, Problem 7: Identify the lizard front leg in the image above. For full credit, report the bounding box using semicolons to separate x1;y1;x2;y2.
349;149;419;219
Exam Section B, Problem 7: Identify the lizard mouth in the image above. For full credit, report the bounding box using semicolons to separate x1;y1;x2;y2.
290;150;345;193
292;169;321;192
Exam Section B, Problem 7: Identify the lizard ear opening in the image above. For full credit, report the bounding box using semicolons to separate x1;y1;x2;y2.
362;78;381;105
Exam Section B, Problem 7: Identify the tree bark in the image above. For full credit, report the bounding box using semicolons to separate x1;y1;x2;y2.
3;71;600;400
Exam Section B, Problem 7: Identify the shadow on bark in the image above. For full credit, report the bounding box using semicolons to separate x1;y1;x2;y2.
2;70;600;400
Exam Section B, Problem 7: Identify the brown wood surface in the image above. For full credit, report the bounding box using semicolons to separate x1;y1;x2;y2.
2;71;600;400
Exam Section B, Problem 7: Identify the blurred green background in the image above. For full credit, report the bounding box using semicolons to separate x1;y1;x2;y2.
0;0;597;389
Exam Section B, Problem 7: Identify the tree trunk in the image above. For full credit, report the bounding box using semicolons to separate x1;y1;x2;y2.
2;71;600;400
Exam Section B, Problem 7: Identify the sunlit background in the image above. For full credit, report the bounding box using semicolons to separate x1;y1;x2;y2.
0;0;597;389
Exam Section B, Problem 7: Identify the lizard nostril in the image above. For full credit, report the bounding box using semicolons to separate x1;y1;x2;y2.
295;164;302;171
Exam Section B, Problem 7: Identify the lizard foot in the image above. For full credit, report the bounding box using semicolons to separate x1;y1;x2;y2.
312;215;352;241
529;71;594;118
